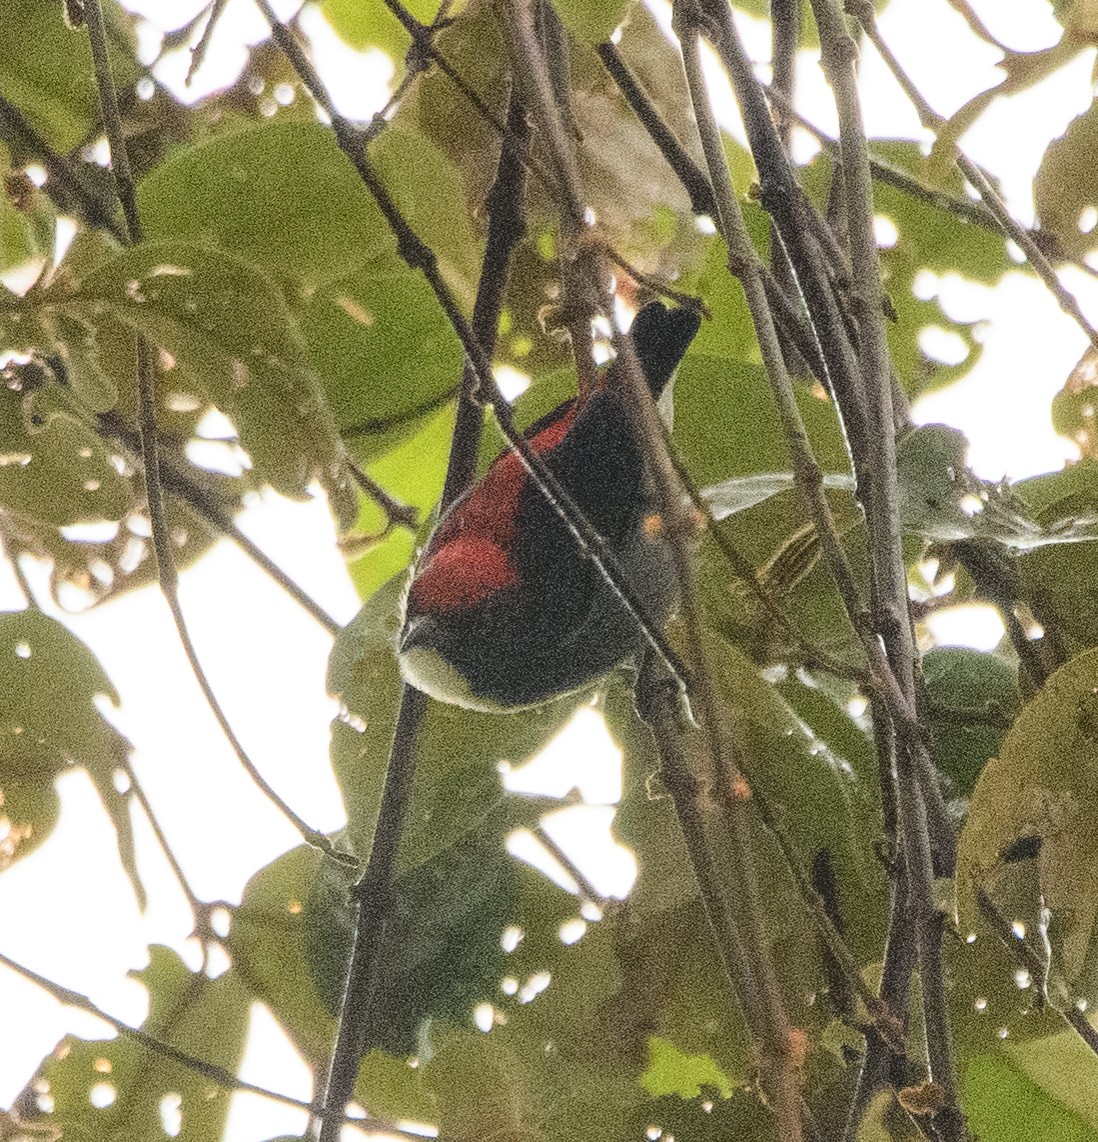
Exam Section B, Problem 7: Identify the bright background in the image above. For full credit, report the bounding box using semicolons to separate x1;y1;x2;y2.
1;0;1095;1137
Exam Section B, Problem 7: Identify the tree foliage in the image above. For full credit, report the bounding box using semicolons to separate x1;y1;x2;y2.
3;0;1098;1139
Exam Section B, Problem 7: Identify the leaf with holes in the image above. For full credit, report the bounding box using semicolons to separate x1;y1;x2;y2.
41;239;356;524
229;843;439;1124
0;610;141;902
959;646;1098;996
304;819;517;1055
15;946;249;1142
0;379;135;527
302;251;463;462
1035;99;1098;261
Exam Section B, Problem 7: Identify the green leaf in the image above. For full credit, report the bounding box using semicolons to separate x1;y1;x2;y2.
550;0;633;44
230;848;435;1122
641;1036;733;1099
229;844;335;1065
670;352;866;665
424;1031;542;1142
48;238;354;521
964;1047;1098;1142
0;610;141;901
703;633;888;961
675;237;759;365
19;947;249;1142
346;404;454;600
701;471;854;519
327;576;581;870
406;0;705;338
0;0;137;153
1003;461;1098;654
895;423;1089;546
138;120;479;295
138;121;389;290
304;821;517;1054
303;252;463;456
958;646;1098;993
606;634;886;1103
1035;99;1098;261
673;353;850;487
0;381;135;527
320;0;442;57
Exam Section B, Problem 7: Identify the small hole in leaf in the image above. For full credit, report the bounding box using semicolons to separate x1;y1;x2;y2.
160;1092;182;1137
874;214;899;247
89;1082;116;1108
518;972;551;1004
558;919;586;945
918;325;969;366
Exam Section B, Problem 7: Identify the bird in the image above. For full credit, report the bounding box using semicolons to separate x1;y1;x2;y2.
397;300;701;712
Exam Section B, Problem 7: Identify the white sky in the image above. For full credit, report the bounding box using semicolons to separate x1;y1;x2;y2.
2;0;1097;1138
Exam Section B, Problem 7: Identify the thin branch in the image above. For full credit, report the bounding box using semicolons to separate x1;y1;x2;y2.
508;25;805;1123
82;5;140;242
344;457;419;531
0;93;126;241
616;265;807;1142
680;0;956;856
842;870;919;1140
255;0;690;695
379;0;560;197
852;1;1098;354
0;949;422;1137
314;94;531;1142
93;409;342;635
675;1;875;697
951;539;1054;689
316;689;428;1142
186;0;230;85
117;756;232;974
594;40;716;218
533;822;610;909
697;0;870;483
634;659;765;1047
671;11;962;1134
339;385;459;440
759;81;996;229
83;0;349;862
809;2;962;1136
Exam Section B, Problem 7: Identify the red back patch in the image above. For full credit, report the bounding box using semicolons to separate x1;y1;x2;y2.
410;402;577;613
